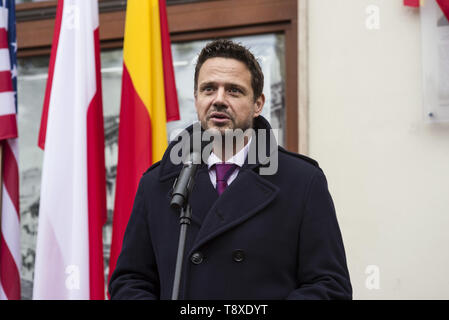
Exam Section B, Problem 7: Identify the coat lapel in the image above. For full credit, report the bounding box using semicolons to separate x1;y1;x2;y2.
188;166;218;226
188;167;279;255
162;163;217;227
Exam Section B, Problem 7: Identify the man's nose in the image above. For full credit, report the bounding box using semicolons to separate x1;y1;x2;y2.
212;87;227;107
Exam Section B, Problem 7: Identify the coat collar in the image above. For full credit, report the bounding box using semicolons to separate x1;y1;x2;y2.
160;116;280;249
158;115;278;182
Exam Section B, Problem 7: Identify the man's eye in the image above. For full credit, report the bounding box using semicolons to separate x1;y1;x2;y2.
229;87;241;94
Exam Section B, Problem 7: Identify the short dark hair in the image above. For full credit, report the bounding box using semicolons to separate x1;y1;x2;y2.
194;39;264;102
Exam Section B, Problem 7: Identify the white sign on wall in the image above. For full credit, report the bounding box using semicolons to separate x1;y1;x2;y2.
421;0;449;122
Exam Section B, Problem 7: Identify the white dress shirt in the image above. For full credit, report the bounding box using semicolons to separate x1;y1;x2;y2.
207;138;252;189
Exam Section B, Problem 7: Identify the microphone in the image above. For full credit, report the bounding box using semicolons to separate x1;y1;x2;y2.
170;152;201;210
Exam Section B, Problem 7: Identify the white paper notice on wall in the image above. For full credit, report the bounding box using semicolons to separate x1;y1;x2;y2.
421;0;449;122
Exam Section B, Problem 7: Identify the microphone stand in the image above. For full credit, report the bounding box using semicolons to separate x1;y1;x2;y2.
171;203;192;300
170;154;199;300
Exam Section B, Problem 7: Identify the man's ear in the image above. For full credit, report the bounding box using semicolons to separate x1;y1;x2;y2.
254;93;265;117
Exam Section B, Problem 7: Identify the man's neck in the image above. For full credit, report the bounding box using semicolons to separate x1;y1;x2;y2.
212;135;251;162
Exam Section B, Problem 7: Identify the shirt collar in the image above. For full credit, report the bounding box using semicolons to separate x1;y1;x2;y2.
207;137;252;169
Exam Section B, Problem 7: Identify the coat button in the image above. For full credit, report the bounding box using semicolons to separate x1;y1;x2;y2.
232;249;245;262
191;252;204;265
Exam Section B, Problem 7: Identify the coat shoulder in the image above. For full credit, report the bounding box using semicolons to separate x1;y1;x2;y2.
142;161;162;179
278;146;321;171
143;161;161;174
137;161;164;193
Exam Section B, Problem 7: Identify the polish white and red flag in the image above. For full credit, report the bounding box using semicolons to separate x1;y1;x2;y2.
0;0;21;300
33;0;107;300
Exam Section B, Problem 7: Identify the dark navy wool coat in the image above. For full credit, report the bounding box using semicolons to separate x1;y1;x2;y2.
109;117;352;300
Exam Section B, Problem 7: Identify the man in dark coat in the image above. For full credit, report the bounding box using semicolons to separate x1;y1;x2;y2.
109;39;352;300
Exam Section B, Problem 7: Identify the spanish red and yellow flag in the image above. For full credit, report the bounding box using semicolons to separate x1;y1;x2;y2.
108;0;179;284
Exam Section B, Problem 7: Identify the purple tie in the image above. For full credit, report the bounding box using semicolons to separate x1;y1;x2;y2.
215;163;238;195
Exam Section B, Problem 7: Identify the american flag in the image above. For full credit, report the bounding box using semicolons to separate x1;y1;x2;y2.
0;0;20;300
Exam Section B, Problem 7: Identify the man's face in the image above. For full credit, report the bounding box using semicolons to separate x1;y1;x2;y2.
195;57;265;134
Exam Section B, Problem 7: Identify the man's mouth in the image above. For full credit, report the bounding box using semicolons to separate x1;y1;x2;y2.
209;112;231;124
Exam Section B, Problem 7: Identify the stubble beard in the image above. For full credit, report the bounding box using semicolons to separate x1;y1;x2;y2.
201;114;254;160
201;114;253;136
